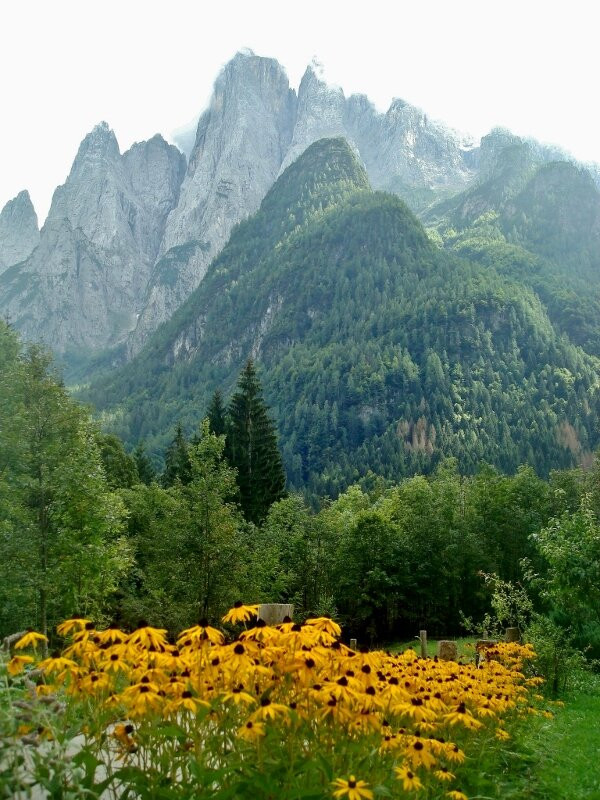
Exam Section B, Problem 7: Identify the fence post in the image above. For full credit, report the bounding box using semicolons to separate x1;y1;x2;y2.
257;604;294;625
505;627;521;643
419;630;428;658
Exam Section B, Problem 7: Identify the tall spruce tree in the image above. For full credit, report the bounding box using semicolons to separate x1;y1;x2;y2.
207;389;226;436
226;359;286;524
162;423;192;486
133;440;156;485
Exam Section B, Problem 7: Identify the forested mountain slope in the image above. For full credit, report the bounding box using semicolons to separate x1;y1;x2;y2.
89;138;600;496
425;136;600;356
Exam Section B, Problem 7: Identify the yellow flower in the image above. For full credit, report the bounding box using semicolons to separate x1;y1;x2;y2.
221;687;256;706
222;602;259;625
331;775;374;800
394;765;423;792
56;619;91;637
178;624;224;647
7;655;34;675
113;723;137;753
447;792;469;800
14;631;47;650
250;696;290;722
95;628;129;645
404;738;437;769
305;616;342;638
435;767;456;782
237;719;266;742
128;626;168;651
495;728;510;740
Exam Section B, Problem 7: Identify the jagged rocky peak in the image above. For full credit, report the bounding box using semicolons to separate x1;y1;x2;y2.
372;97;475;192
123;134;186;211
130;51;297;354
0;122;186;356
162;50;296;253
279;60;347;173
0;190;39;272
477;128;532;179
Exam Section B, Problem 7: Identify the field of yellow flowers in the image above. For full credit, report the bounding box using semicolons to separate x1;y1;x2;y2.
1;605;554;799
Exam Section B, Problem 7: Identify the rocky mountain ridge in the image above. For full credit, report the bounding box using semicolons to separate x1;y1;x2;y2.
0;190;39;273
88;138;600;494
0;124;185;354
1;51;598;365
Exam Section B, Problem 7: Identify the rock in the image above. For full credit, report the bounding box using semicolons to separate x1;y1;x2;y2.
130;52;479;351
278;61;348;173
0;124;185;354
257;604;294;625
505;627;521;643
437;640;458;661
130;52;296;354
0;190;39;272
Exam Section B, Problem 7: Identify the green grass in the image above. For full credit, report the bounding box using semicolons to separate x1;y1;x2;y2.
390;635;479;659
511;672;600;799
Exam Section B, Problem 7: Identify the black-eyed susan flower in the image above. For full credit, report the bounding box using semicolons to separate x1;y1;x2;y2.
178;624;224;647
237;720;266;742
56;618;92;637
14;631;47;650
331;775;373;800
394;765;423;792
435;767;456;782
405;737;437;769
128;626;168;651
447;791;469;800
222;602;259;625
113;723;137;753
7;655;34;675
305;616;342;638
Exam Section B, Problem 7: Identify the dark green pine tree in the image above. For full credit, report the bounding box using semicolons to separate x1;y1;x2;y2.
133;440;156;485
226;359;286;524
207;389;227;436
162;423;192;486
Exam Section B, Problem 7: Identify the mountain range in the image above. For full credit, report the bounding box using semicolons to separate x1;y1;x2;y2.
87;137;600;493
2;50;600;492
3;50;590;366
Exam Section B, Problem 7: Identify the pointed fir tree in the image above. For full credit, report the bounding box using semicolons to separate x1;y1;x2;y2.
207;389;227;436
226;359;286;524
133;440;156;485
162;423;192;487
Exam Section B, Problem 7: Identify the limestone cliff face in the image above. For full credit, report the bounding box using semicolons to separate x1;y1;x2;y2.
278;64;348;173
131;54;477;353
0;190;39;272
129;53;296;353
5;51;597;365
0;123;184;353
354;98;475;203
279;64;475;203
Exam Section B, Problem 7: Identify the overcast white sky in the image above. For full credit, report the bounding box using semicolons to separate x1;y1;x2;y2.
1;0;598;223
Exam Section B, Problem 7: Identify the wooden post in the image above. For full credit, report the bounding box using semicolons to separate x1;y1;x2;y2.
419;630;428;658
349;638;357;650
505;627;521;643
257;604;294;625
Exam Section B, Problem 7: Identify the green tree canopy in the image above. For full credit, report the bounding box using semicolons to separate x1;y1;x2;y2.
226;359;286;524
0;323;130;640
